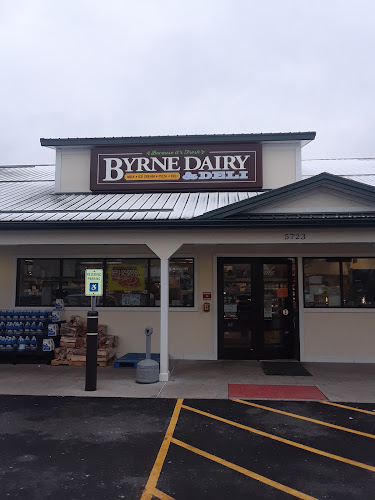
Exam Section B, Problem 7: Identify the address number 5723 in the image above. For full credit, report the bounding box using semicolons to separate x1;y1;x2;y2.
284;233;306;240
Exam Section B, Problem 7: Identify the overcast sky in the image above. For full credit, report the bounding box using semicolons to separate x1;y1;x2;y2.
1;0;375;165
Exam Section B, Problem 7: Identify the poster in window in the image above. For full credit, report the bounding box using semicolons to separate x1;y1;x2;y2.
305;294;315;304
309;276;322;284
108;264;145;291
277;287;288;298
122;294;141;306
309;285;323;295
169;275;180;289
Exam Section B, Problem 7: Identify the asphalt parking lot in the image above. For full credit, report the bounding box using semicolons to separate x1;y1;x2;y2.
0;396;374;499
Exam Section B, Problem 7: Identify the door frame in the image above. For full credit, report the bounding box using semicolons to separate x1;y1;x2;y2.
216;256;299;360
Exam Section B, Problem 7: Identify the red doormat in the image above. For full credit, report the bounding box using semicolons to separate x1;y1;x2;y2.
229;384;327;400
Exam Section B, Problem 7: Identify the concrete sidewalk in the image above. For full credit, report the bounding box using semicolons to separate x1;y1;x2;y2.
0;360;374;402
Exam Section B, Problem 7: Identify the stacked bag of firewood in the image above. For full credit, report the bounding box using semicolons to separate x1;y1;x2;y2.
52;315;118;366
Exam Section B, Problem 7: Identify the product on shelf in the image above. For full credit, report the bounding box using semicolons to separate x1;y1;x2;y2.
0;309;55;359
43;338;55;352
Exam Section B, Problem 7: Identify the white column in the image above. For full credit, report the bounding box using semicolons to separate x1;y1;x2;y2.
159;258;170;381
146;241;182;383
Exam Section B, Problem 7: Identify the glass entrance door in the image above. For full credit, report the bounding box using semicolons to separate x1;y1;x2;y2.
217;258;296;360
218;261;254;359
262;261;294;359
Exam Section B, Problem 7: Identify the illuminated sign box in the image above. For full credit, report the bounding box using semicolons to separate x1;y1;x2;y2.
90;143;262;193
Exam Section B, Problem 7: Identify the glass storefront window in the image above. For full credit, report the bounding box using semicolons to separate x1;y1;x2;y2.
304;257;375;308
169;258;194;307
303;258;341;307
17;259;61;306
342;258;375;307
148;258;195;307
16;257;195;308
149;259;161;306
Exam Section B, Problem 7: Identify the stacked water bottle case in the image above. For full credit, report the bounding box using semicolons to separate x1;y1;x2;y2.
0;300;65;364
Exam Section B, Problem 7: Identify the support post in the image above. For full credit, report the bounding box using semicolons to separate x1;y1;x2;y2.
297;256;305;362
159;258;169;381
85;297;98;391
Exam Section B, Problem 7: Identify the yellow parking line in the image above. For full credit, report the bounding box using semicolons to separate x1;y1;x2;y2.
321;401;375;415
141;399;183;500
181;404;375;473
233;399;375;440
151;487;175;500
170;437;317;500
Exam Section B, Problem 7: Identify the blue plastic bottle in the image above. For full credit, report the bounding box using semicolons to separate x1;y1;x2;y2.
30;336;37;351
6;336;13;351
18;336;26;352
1;336;8;351
24;336;30;351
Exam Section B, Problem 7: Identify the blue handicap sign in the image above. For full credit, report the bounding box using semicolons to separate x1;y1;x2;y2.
89;283;98;292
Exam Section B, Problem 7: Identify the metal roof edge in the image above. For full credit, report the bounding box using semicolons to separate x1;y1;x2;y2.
196;173;375;220
40;132;316;148
0;215;375;231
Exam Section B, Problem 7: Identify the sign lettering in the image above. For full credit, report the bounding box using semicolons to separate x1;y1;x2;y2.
90;143;262;193
85;269;103;297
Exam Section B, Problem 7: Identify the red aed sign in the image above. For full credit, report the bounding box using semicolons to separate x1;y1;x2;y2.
203;292;212;300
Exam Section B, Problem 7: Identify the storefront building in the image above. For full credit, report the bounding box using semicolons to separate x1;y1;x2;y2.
1;132;375;380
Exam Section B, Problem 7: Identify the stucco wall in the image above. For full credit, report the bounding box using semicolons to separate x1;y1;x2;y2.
2;241;375;362
65;249;215;358
303;311;375;363
59;149;91;193
262;145;296;189
0;245;215;359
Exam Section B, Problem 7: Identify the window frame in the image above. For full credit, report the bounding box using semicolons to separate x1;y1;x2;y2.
15;257;195;309
16;257;62;307
303;257;375;309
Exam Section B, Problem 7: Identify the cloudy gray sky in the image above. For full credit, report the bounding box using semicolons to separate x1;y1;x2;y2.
1;0;374;165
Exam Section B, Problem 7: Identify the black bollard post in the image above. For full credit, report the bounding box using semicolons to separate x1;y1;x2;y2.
85;304;98;391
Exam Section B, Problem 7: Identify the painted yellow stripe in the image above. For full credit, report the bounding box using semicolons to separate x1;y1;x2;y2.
321;401;375;416
151;487;175;500
141;399;183;500
234;399;375;440
171;437;317;500
181;404;375;473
